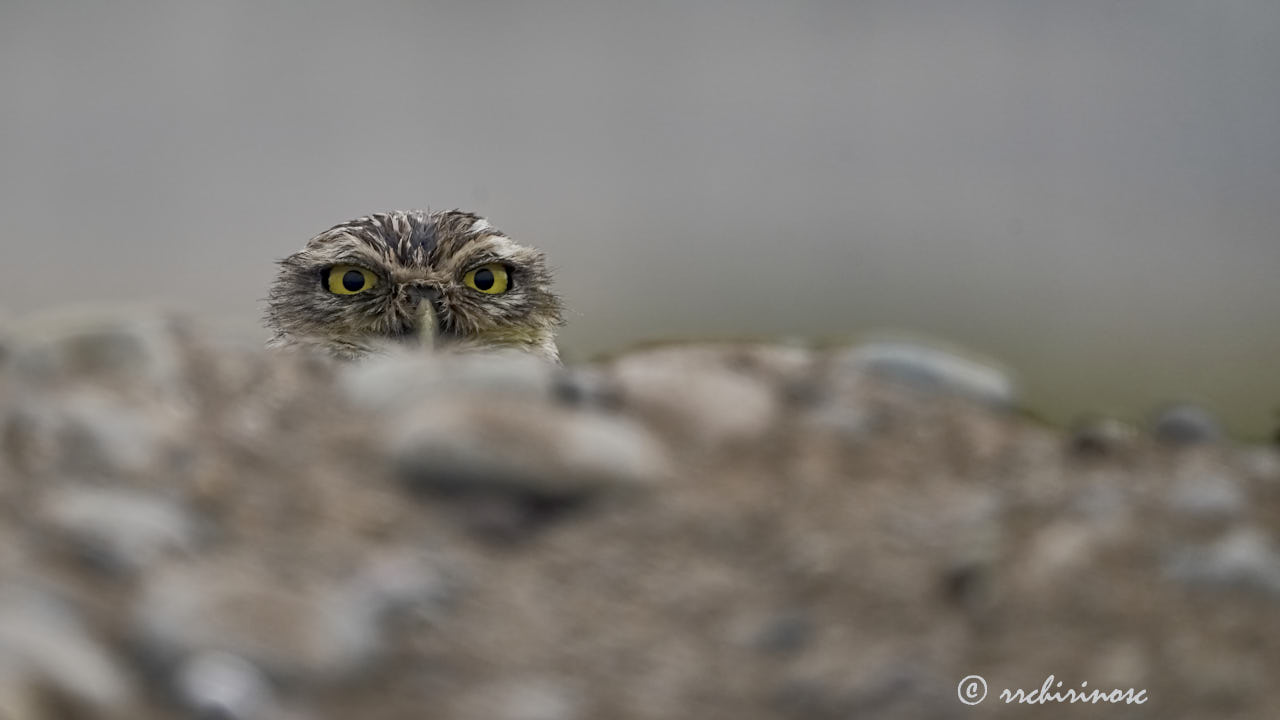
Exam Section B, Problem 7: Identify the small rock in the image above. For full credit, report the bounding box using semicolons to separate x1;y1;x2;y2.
0;585;133;715
1069;482;1134;529
551;365;621;409
1152;403;1223;446
467;678;584;720
8;387;187;481
1068;415;1138;457
1091;640;1151;691
753;612;814;655
59;395;165;476
607;344;790;447
1165;526;1280;595
136;554;447;683
391;400;667;501
1237;446;1280;485
833;340;1018;409
136;563;375;681
38;486;200;574
1020;521;1101;590
803;401;874;441
339;350;555;412
1167;474;1245;518
175;651;274;720
7;307;186;394
339;550;452;623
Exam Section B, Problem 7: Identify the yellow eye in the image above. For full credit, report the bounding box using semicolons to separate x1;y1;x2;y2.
326;265;378;295
463;263;509;294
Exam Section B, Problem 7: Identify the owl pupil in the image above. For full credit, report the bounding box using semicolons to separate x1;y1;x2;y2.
342;270;364;292
473;268;495;291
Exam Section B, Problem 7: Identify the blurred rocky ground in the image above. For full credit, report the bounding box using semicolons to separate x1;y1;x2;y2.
0;308;1278;720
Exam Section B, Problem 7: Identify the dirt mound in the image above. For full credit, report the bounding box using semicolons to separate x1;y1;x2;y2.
1;310;1277;719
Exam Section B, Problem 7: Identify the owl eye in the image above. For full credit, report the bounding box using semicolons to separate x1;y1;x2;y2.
463;263;510;295
326;265;378;295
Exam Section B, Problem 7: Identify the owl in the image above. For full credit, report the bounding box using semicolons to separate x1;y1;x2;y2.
265;210;562;362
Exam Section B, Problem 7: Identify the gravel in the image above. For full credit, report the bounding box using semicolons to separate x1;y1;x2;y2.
0;307;1276;719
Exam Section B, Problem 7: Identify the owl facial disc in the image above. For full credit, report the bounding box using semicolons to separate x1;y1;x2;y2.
265;209;563;362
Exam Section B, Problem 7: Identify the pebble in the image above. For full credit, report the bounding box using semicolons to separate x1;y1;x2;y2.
339;350;555;412
38;486;200;574
468;678;584;720
1069;482;1134;529
752;612;814;655
804;402;874;441
1151;403;1223;446
338;549;452;623
7;307;186;394
136;563;376;681
1165;526;1280;596
833;340;1019;409
175;651;274;720
1237;446;1280;485
12;389;183;480
551;365;622;409
1068;415;1138;457
136;553;447;683
1167;473;1245;518
0;585;132;715
607;344;787;447
391;400;667;500
1019;520;1101;590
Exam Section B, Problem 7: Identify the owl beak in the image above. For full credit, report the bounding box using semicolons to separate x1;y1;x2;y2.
414;302;438;351
404;284;442;351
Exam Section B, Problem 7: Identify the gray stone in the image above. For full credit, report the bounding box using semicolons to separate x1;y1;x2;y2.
338;549;452;625
1069;482;1133;526
339;350;556;412
1167;474;1245;518
14;389;182;480
1152;403;1223;446
1165;526;1280;595
834;340;1019;408
804;402;873;439
0;585;133;715
1237;446;1280;485
468;678;584;720
752;612;814;655
38;486;200;573
392;400;667;499
551;365;622;409
175;651;274;720
58;394;165;476
135;562;380;680
7;307;186;394
1068;415;1139;457
136;552;447;683
607;344;791;447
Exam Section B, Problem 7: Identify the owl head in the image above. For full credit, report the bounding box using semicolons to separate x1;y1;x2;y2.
265;210;562;361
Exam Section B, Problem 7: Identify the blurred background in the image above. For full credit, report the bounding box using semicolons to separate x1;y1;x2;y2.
1;0;1276;438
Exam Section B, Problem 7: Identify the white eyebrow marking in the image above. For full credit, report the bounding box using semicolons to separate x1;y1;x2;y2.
481;235;521;257
469;218;491;233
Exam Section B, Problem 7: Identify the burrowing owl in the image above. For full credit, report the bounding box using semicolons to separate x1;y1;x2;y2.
265;210;562;362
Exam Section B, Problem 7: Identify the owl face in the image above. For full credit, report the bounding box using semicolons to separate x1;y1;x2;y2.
265;210;562;361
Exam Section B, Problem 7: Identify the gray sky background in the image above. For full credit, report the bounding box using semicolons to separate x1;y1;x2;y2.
2;1;1277;437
